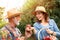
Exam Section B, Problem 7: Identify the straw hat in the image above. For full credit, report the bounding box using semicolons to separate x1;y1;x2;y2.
33;6;47;15
7;8;21;18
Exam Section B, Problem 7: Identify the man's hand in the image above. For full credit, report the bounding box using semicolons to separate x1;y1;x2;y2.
20;36;25;40
25;24;32;39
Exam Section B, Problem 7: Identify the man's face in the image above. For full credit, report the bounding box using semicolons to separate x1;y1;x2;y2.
13;15;20;25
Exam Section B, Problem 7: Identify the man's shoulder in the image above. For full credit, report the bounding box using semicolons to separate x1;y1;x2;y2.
1;26;9;34
15;27;22;35
15;27;20;30
1;26;6;30
15;27;21;32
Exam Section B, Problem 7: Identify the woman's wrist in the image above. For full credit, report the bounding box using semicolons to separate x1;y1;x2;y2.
53;32;56;36
51;31;56;36
32;27;37;34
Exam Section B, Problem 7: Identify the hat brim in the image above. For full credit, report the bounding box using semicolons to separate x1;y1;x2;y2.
32;10;47;16
7;13;20;19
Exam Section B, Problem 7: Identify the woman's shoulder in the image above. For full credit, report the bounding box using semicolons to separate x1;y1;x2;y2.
33;22;39;26
48;19;56;26
49;19;55;22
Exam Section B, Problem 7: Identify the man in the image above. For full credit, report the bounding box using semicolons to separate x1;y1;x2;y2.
0;8;32;40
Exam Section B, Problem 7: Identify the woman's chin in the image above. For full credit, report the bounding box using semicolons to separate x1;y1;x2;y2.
39;19;42;20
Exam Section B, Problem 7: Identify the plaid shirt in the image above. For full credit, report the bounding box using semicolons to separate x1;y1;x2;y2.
0;25;21;40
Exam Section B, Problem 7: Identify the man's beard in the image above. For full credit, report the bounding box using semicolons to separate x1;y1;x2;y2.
14;20;20;25
13;18;20;26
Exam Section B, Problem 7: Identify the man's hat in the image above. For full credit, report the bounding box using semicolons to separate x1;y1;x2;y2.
7;8;21;18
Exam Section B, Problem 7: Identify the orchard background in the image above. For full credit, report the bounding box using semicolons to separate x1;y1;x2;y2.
0;0;60;40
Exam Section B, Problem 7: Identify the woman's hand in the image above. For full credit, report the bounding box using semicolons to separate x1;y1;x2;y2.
50;35;56;40
46;28;53;34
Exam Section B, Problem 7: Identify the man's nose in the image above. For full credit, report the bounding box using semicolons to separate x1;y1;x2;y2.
15;17;20;21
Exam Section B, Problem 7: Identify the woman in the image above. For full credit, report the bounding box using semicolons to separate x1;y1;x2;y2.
26;6;60;40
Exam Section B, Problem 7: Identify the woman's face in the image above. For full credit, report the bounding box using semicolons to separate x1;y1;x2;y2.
36;12;44;20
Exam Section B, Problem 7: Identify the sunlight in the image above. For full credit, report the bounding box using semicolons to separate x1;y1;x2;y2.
0;0;26;17
0;0;26;10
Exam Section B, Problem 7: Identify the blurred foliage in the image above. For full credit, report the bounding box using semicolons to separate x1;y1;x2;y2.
47;0;60;28
18;0;37;33
0;7;8;28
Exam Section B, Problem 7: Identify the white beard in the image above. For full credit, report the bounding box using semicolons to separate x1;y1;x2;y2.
15;21;20;25
14;20;20;25
13;18;20;25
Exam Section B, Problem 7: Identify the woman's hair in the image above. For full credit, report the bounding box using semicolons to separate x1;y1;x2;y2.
34;11;49;23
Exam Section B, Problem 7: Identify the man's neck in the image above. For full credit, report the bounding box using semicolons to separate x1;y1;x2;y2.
9;23;16;28
6;24;16;31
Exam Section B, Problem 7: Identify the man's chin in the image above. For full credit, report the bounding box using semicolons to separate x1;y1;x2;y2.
16;23;20;26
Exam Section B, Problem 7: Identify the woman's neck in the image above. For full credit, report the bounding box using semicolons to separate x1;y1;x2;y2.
41;19;46;23
41;19;48;26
